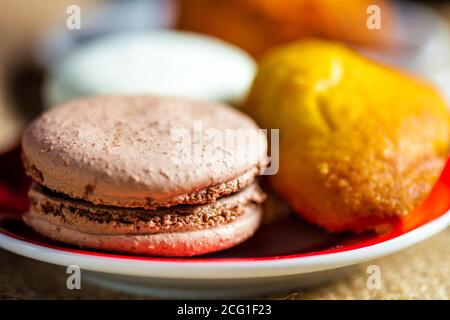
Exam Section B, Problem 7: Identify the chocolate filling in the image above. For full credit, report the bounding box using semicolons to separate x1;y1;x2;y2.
29;183;265;234
22;152;262;209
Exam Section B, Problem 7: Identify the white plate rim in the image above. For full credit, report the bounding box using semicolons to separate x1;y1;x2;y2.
1;210;448;280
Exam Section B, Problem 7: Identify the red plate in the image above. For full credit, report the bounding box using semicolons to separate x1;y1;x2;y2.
1;146;449;263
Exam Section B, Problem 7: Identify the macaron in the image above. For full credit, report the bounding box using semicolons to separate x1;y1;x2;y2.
22;95;268;256
45;31;256;107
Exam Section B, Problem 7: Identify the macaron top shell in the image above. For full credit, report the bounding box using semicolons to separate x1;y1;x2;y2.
22;96;267;208
45;31;256;107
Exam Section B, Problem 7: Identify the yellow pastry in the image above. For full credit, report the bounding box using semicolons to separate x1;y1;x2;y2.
245;39;450;232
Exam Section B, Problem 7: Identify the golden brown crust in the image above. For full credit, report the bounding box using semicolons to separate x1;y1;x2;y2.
275;156;446;233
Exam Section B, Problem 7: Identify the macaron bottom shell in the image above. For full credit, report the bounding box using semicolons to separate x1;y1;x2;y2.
23;208;262;257
24;183;265;257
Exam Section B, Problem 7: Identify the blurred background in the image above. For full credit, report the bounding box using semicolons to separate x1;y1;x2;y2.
0;0;449;156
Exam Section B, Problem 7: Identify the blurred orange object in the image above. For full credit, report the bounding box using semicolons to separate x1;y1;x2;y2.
177;0;394;57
